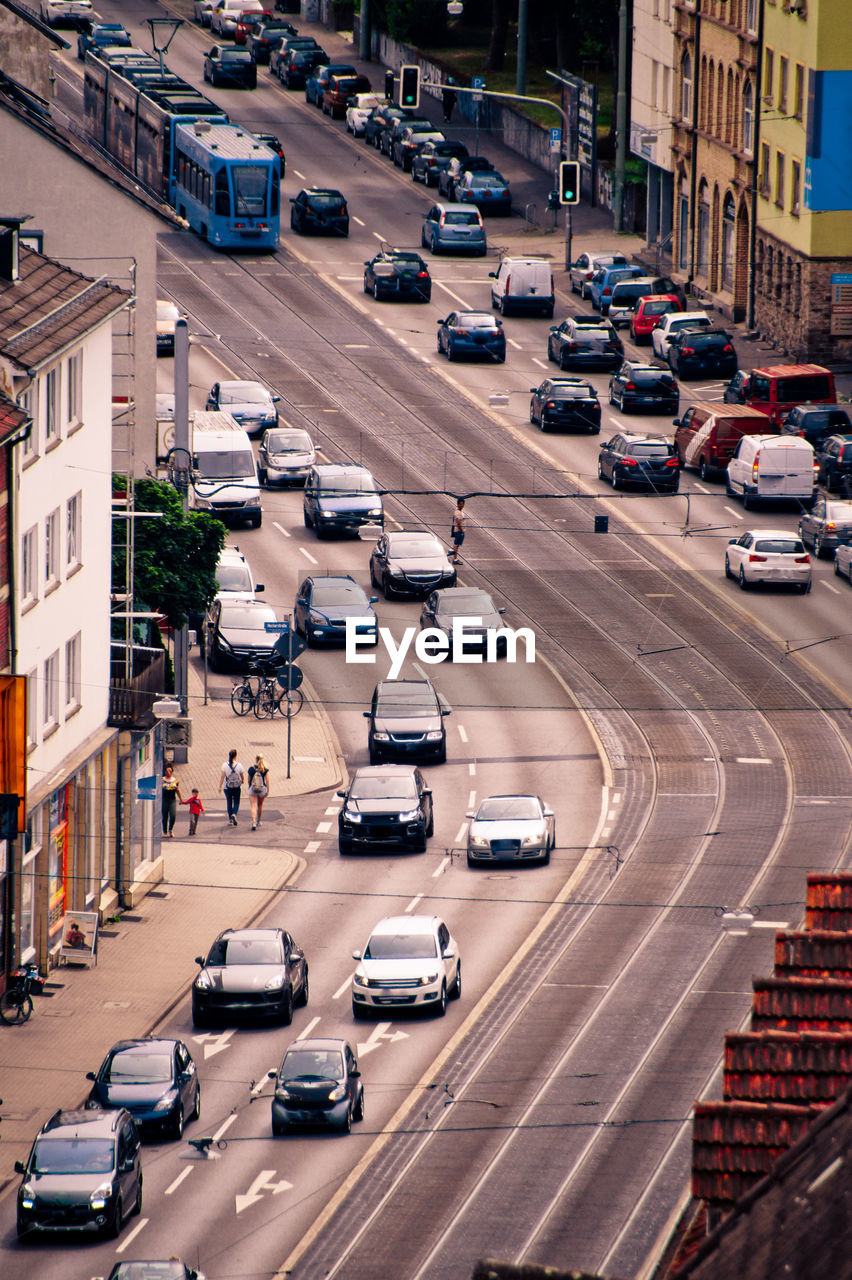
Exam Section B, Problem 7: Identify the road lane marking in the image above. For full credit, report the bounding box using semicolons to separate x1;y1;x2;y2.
333;976;350;999
468;791;476;807
469;762;476;776
165;1168;193;1195
433;856;450;877
821;581;840;594
454;824;467;845
405;893;424;913
507;337;523;350
213;1113;239;1143
694;484;710;494
457;724;468;743
304;841;321;853
357;1021;409;1057
435;280;473;309
293;169;306;180
532;357;548;369
736;756;771;764
299;547;318;564
236;1171;293;1214
325;805;339;815
296;1015;321;1040
273;521;291;538
352;215;365;226
192;1028;235;1059
723;505;742;518
115;1220;148;1253
316;822;332;833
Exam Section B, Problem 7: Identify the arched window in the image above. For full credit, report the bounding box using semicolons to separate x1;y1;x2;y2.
682;51;693;120
742;79;754;154
716;64;725;137
721;193;736;291
725;69;734;145
702;58;712;131
697;179;711;278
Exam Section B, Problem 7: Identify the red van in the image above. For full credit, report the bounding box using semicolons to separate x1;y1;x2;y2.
723;364;836;429
673;403;774;479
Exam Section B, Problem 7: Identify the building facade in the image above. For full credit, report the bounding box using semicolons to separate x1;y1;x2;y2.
632;0;679;260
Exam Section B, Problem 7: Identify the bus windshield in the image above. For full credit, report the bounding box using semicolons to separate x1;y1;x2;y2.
233;165;268;217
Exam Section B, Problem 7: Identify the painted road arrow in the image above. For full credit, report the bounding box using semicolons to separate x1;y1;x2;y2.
235;1170;293;1214
192;1028;235;1060
357;1021;409;1057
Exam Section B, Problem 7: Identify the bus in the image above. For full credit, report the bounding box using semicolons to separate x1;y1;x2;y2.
173;122;280;251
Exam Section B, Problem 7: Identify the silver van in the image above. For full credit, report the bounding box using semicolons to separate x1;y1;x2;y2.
726;434;816;509
489;257;554;318
421;202;487;256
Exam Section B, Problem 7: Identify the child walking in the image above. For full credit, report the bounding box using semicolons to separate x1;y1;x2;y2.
181;789;204;836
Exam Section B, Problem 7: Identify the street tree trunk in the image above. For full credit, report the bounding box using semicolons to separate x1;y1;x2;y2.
483;0;512;71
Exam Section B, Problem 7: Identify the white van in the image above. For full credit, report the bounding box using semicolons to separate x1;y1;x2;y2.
190;410;261;528
726;434;816;509
489;257;554;318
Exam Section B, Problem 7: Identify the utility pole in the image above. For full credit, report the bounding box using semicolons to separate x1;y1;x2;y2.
170;318;190;766
359;0;370;62
613;0;629;232
516;0;528;98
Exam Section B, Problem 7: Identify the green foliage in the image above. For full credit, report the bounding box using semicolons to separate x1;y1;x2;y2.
112;477;225;630
373;0;447;44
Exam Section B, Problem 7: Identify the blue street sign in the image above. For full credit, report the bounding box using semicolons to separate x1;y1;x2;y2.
264;621;290;633
472;76;484;102
550;127;562;154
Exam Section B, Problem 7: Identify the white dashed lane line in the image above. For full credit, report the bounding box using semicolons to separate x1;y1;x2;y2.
457;724;468;743
304;840;321;854
273;521;291;538
432;856;450;878
315;822;332;834
405;894;424;913
332;976;350;1000
299;547;318;564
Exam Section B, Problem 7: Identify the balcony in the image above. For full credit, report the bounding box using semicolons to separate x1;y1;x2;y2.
108;645;167;730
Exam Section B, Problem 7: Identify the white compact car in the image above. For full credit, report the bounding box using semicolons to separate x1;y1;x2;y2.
352;915;461;1018
724;529;811;592
346;93;384;136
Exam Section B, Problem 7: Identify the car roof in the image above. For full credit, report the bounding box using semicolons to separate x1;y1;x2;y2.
283;1037;349;1053
386;529;441;542
218;379;268;391
302;187;345;197
313;463;374;476
624;362;669;371
215;927;283;941
307;574;359;588
219;599;274;614
453;311;497;321
746;528;808;539
353;764;421;779
435;585;493;599
477;793;539;803
41;1108;124;1137
376;678;436;692
105;1038;181;1054
620;432;671;443
369;915;441;935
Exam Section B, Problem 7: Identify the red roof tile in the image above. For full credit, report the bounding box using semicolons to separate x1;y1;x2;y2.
691;1100;816;1206
750;975;852;1033
723;1030;852;1105
774;928;852;979
805;873;852;932
0;390;28;443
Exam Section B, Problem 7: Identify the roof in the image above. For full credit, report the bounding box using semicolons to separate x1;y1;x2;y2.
0;243;129;372
0;389;29;444
691;1099;818;1206
774;929;852;978
752;363;831;376
750;975;852;1033
678;402;772;419
805;872;852;931
723;1030;852;1106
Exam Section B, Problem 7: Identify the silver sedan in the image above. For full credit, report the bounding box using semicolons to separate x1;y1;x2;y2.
465;795;555;867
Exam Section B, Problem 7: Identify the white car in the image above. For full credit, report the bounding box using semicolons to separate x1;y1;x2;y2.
724;529;811;592
466;794;555;867
40;0;92;25
835;542;852;585
352;915;461;1018
211;0;261;36
193;0;215;24
651;311;712;361
346;93;384;136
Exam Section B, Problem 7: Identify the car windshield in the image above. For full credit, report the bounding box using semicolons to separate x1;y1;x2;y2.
389;539;441;557
443;211;480;225
207;936;282;965
436;591;496;616
233;166;268;217
281;1049;343;1080
311;584;367;606
375;688;437;714
575;328;612;341
332;78;359;92
476;796;541;821
682;333;729;348
825;502;852;518
549;386;592;399
385;255;423;270
110;1264;189;1280
217;563;252;592
435;144;465;157
308;193;346;208
105;1050;172;1084
754;539;805;554
630;442;672;457
350;776;419;801
219;606;272;628
605;269;638;283
644;300;678;315
196;449;255;479
365;933;437;960
267;430;312;453
631;369;673;384
455;314;495;329
318;475;377;493
33;1138;114;1174
672;316;710;329
470;174;505;187
222;49;252;61
219;385;269;404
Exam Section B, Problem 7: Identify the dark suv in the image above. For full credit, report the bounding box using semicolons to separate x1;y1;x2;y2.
338;765;434;854
815;434;852;494
667;329;737;379
303;465;384;537
15;1107;142;1238
598;432;680;492
365;678;450;764
780;404;852;451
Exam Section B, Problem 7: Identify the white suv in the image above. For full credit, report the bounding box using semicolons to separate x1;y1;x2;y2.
651;310;712;361
352;915;461;1018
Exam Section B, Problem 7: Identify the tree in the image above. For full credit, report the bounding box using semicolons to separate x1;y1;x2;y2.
484;0;512;71
112;478;225;630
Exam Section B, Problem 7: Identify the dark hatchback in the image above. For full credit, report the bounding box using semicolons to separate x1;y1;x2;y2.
364;250;431;302
598;433;680;492
293;574;378;646
290;188;349;236
276;44;327;87
254;132;285;178
86;1038;200;1140
780;404;852;451
437;311;505;362
192;927;309;1028
338;765;434;854
548;316;623;372
609;362;680;414
797;497;852;557
365;678;450;764
420;585;508;657
667;328;737;379
270;1038;364;1134
203;46;257;88
529;378;601;433
411;139;469;186
815;434;852;493
305;61;356;105
248;21;296;62
364;104;407;147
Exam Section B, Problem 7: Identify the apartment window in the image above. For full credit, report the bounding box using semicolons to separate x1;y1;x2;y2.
45;509;60;587
21;385;37;459
791;159;802;214
45;368;59;442
759;141;771;194
778;57;788;113
746;0;757;33
681;51;693;119
775;151;785;207
742;79;754;153
67;351;82;426
66;492;81;570
65;633;81;711
21;526;38;604
764;49;774;104
793;63;804;119
26;668;37;748
661;65;670;115
650;59;658;109
43;651;59;729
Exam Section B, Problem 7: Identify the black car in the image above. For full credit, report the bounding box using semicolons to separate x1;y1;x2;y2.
203;46;257;89
303;463;384;536
192;927;309;1027
270;1038;364;1134
276;44;326;87
419;585;508;658
15;1107;142;1238
86;1038;200;1140
248;21;297;63
667;328;737;379
205;600;280;671
411;140;468;186
437;311;506;362
305;61;356;106
364;250;432;302
797;497;852;558
338;765;434;854
598;433;680;492
365;678;450;764
290;188;349;236
815;434;852;493
780;404;852;451
254;132;285;178
608;362;680;414
364;104;406;148
547;316;623;372
77;21;131;59
381;114;433;158
529;378;601;433
293;574;378;646
269;35;321;77
369;529;456;598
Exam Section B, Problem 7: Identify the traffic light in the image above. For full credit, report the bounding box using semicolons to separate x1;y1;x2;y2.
559;160;581;205
399;65;420;110
384;69;394;100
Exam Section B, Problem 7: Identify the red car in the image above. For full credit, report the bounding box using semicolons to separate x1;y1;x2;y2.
629;294;682;344
233;9;270;43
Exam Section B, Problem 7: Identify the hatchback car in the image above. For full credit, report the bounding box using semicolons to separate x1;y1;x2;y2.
269;35;320;77
393;125;445;170
269;1038;364;1134
598;433;680;492
247;20;294;62
382;114;433;158
305;62;356;106
254;132;285;178
608;362;680;414
303;464;383;536
338;765;433;854
203;46;257;89
15;1107;142;1238
293;574;378;646
364;104;407;148
815;434;852;493
77;21;131;59
453;169;512;215
419;585;508;658
351;915;460;1018
547;316;623;372
364;250;431;302
192;927;309;1027
411;139;468;186
797;498;852;558
569;250;629;297
631;295;684;344
780;404;852;451
86;1039;200;1140
421;202;487;255
529;378;601;433
586;263;644;313
276;44;327;88
667;329;738;379
369;529;456;598
835;541;852;585
438;311;505;362
194;0;215;24
40;0;92;26
258;426;316;486
466;794;556;867
365;678;450;764
724;530;811;591
323;72;372;119
438;154;493;199
205;380;279;436
346;91;384;133
204;599;280;671
290;188;349;236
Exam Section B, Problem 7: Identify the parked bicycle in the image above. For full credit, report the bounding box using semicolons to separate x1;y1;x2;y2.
230;663;304;719
0;962;45;1024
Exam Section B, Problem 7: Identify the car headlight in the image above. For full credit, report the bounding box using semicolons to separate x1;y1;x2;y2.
353;970;371;987
245;494;260;507
367;507;382;517
153;1090;179;1112
90;1182;113;1209
20;1184;35;1208
372;731;389;742
320;511;335;519
398;807;420;822
522;830;544;847
308;611;326;625
265;971;286;990
328;1084;347;1102
425;730;443;741
469;833;489;848
194;496;213;510
344;809;362;823
276;1088;296;1102
420;972;439;986
194;970;212;990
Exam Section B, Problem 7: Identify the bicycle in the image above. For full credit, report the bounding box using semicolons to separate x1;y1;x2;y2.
231;669;263;717
254;682;304;719
0;962;44;1024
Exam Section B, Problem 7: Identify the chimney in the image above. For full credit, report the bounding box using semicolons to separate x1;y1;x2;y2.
0;216;33;283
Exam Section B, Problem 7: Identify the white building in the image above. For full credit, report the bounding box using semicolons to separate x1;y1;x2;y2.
630;0;679;260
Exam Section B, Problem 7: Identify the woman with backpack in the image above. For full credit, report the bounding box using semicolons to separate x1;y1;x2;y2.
219;748;245;826
247;754;270;831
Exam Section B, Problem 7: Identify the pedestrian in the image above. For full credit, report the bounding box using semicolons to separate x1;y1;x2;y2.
181;788;205;836
161;764;183;838
442;77;457;123
220;749;245;826
449;497;466;564
247;754;270;830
